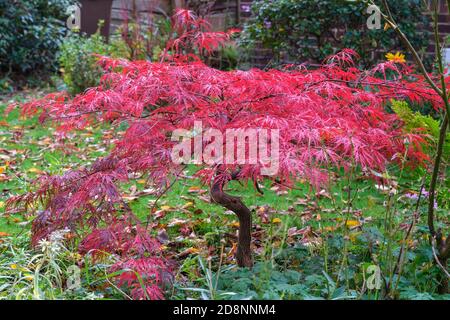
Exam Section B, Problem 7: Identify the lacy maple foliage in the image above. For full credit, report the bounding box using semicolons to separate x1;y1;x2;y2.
6;10;443;299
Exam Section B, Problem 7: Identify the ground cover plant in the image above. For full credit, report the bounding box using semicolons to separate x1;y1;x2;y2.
0;6;449;301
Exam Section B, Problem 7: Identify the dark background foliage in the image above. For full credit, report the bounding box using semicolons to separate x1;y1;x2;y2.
241;0;431;67
0;0;75;77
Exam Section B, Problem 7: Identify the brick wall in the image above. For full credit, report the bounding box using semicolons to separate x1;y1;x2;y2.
426;0;450;54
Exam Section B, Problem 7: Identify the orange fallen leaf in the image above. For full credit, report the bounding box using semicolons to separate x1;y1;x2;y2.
188;186;201;193
177;247;200;258
229;221;240;228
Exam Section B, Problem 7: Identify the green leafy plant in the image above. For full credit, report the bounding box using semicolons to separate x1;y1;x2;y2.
0;0;74;79
391;100;450;157
59;23;128;95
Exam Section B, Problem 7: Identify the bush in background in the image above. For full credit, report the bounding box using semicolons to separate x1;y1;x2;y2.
241;0;431;67
59;23;129;95
0;0;74;79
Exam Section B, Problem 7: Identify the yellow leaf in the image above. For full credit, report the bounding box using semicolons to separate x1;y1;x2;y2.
182;202;194;209
0;201;5;209
28;167;43;174
346;220;360;228
0;166;6;174
272;218;282;224
160;205;172;211
137;179;147;184
24;274;34;281
10;264;17;269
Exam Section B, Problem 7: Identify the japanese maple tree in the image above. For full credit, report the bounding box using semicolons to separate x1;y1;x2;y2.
7;10;442;298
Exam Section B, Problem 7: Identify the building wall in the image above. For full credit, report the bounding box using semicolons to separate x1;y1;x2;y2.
427;0;450;54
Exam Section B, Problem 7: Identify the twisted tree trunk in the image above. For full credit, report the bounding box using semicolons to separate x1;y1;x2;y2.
210;174;253;268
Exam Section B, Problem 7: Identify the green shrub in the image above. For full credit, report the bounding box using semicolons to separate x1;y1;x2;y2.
59;25;128;95
0;0;74;76
241;0;431;67
391;100;450;157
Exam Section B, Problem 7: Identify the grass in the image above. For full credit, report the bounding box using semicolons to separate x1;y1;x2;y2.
0;91;448;300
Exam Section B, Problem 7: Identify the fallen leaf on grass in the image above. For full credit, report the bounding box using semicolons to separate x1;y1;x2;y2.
198;195;211;203
177;247;200;258
227;242;237;257
287;227;305;237
167;218;188;227
182;202;195;210
316;189;332;199
188;186;207;194
294;197;309;206
272;218;282;224
229;221;240;228
257;206;271;223
28;167;43;174
324;226;338;232
346;220;361;228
